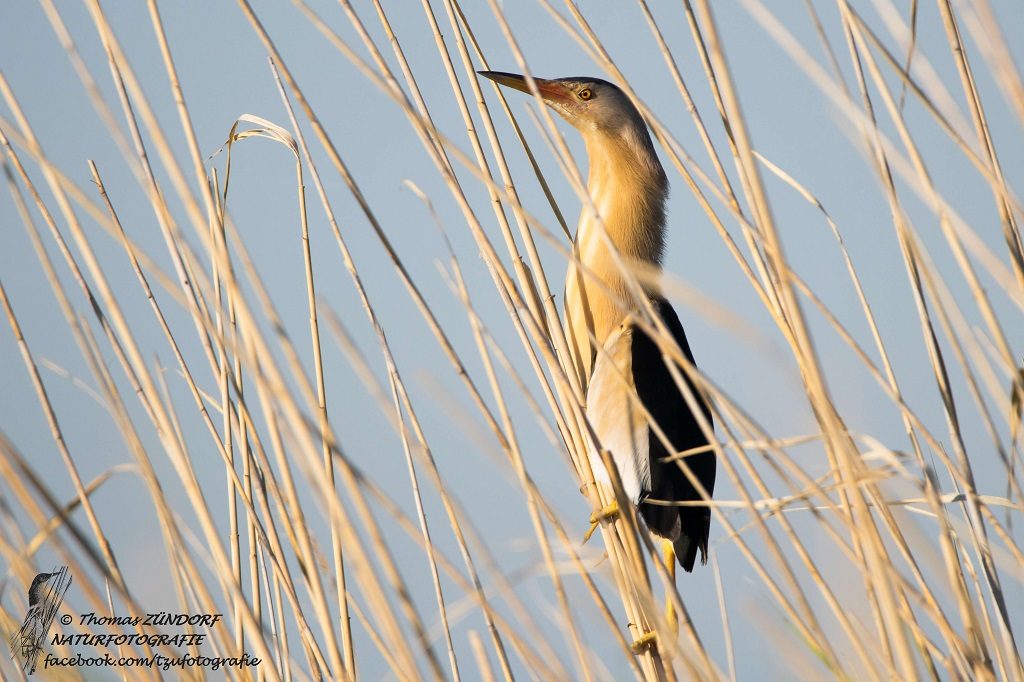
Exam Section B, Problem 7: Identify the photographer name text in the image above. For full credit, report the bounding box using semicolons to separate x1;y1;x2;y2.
51;611;225;648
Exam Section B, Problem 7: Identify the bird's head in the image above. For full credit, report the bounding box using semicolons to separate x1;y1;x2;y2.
32;573;54;586
479;71;644;136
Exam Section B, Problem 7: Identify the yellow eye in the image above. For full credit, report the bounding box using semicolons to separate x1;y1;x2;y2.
578;88;593;101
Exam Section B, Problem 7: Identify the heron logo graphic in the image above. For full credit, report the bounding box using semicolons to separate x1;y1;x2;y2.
9;567;72;675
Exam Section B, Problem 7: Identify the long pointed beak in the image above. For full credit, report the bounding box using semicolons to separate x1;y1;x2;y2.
478;71;568;103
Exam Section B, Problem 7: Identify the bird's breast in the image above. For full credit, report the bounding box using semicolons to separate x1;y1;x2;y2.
563;196;662;387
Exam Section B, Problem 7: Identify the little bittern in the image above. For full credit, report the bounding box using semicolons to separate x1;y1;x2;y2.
480;71;716;575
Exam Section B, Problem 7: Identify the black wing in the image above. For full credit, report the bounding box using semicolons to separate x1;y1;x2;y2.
632;297;716;572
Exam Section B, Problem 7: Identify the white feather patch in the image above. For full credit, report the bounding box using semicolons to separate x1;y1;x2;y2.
585;325;649;503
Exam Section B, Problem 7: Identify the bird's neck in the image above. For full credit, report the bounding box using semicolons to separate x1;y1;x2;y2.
581;127;667;265
563;123;668;387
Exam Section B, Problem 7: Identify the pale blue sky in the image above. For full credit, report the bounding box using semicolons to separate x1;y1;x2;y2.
1;1;1021;679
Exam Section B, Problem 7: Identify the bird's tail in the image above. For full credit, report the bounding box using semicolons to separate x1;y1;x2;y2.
673;535;703;573
640;502;710;572
673;510;710;573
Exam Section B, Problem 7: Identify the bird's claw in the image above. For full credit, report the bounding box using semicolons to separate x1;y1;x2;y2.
630;630;656;654
583;500;620;543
